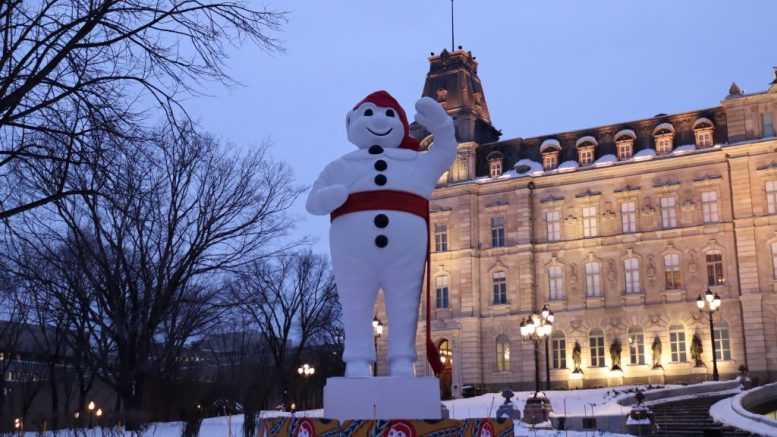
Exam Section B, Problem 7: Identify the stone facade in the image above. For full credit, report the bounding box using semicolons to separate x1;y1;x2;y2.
374;49;777;397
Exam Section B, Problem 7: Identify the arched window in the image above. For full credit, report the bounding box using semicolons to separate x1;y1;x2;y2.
693;117;715;149
435;276;449;309
540;139;561;170
576;136;598;166
664;254;681;290
706;250;725;286
628;326;645;365
772;242;777;279
669;324;687;362
624;257;640;294
589;328;606;367
585;261;602;297
551;331;566;369
438;339;452;365
495;335;510;372
548;266;564;300
492;271;507;305
614;129;636;160
653;123;675;155
487;152;504;177
713;321;732;361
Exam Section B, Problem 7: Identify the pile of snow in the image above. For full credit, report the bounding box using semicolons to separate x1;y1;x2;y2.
672;144;696;155
633;148;656;161
594;154;618;166
557;160;579;172
513;158;544;175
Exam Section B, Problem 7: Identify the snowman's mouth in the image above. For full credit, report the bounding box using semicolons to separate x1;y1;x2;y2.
367;127;392;136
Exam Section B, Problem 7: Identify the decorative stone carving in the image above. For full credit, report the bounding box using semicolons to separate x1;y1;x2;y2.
647;255;656;278
569;264;578;285
691;334;704;367
610;339;623;371
651;337;663;369
689;250;698;274
608;260;617;282
572;342;583;373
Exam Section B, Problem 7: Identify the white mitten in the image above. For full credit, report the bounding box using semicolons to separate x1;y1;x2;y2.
414;96;453;135
318;184;348;213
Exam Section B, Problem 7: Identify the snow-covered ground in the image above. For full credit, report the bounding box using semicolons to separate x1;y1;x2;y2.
18;386;666;436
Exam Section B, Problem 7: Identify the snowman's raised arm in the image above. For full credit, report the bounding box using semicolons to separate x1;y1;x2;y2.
306;160;349;216
414;97;457;177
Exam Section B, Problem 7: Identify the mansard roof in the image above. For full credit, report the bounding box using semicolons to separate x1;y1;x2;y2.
475;106;727;178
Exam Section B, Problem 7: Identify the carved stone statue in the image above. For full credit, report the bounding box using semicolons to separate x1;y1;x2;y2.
689;251;697;274
569;263;578;285
572;341;582;372
651;336;663;369
646;255;656;278
691;334;704;367
607;260;616;282
610;338;623;371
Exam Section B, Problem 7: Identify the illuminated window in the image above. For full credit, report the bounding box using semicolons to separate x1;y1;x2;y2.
578;147;594;166
628;326;645;365
492;272;507;305
491;217;505;247
660;196;677;228
714;321;732;361
495;335;510;371
548;266;564;300
489;160;502;177
617;140;634;160
693;118;715;148
543;152;559;170
434;223;448;252
551;331;567;369
589;329;606;367
702;191;719;223
706;250;725;286
546;211;561;241
435;276;449;309
583;206;598;237
669;324;687;362
621;201;637;233
585;262;601;297
625;258;640;294
664;254;681;290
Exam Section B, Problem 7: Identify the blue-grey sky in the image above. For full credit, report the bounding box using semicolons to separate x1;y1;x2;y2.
187;0;777;255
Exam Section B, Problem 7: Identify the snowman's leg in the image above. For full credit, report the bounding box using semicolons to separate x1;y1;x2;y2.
333;256;380;377
381;252;426;377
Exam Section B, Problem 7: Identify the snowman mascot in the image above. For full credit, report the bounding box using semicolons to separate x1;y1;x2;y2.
306;91;456;379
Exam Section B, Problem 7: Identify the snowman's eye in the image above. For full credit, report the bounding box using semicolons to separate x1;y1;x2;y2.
386;109;395;117
364;109;374;116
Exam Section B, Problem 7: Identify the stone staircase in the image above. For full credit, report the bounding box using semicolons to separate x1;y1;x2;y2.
646;393;756;436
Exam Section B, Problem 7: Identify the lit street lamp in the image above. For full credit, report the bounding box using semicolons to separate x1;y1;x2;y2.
372;315;383;376
520;305;554;425
697;288;722;381
520;305;554;398
87;401;95;428
297;363;315;410
542;305;555;391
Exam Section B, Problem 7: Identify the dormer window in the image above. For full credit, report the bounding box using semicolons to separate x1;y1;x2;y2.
653;123;675;155
575;136;598;166
614;129;636;160
540;139;561;170
487;151;503;177
693;117;715;149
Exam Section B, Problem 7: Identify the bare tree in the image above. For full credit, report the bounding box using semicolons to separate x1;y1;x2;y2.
3;123;303;426
0;0;286;219
228;250;339;422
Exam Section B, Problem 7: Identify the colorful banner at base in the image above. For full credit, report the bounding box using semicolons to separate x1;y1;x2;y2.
260;417;514;437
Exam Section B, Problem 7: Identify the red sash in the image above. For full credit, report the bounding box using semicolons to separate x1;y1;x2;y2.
330;190;443;376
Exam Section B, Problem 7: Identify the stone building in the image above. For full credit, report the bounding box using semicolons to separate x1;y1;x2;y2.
374;48;777;396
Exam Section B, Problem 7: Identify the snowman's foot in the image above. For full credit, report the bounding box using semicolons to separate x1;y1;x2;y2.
388;358;415;377
344;360;371;378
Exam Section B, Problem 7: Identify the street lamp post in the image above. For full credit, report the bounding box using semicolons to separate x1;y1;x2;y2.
87;401;95;429
297;363;315;409
520;305;554;424
696;288;721;381
372;316;383;376
542;307;555;391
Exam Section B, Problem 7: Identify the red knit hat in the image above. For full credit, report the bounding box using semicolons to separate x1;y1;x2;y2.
353;90;421;151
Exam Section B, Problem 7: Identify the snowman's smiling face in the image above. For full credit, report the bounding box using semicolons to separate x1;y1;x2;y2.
347;102;405;149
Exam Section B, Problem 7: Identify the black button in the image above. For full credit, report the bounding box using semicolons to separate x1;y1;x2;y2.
368;145;383;154
374;160;387;171
375;235;388;248
374;214;389;228
374;174;387;186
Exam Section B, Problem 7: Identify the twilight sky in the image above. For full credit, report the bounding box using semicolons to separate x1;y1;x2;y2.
186;0;777;255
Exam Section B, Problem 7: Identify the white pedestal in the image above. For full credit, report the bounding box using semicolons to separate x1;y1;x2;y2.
323;376;441;421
